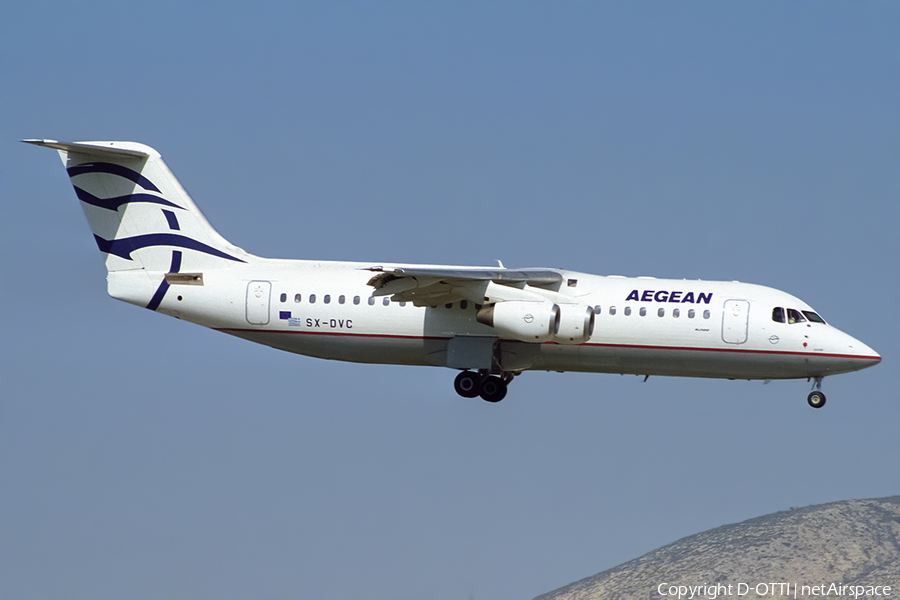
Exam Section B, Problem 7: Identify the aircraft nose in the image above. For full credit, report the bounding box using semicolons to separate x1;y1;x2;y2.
838;330;881;371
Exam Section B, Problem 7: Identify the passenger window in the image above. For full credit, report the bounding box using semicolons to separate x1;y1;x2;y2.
399;301;407;307
688;309;695;319
657;308;665;317
445;303;453;309
610;306;617;315
367;297;375;306
339;295;345;304
294;294;302;303
673;308;680;318
353;296;360;305
639;307;647;317
309;294;316;304
703;310;710;319
460;300;468;309
787;309;806;324
593;305;602;315
383;298;390;306
624;307;632;316
324;294;331;304
280;293;287;303
772;307;785;323
802;311;826;324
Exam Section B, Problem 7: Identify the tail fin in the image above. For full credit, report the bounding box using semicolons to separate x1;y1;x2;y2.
25;140;255;309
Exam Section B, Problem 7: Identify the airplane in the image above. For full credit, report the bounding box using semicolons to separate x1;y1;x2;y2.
24;139;881;408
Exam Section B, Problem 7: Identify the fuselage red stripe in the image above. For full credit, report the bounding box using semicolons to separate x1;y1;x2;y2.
213;328;880;362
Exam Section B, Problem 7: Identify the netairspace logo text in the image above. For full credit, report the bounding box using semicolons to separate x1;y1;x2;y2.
656;582;892;599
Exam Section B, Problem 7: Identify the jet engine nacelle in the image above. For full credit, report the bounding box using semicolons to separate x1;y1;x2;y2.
552;304;595;344
476;301;559;343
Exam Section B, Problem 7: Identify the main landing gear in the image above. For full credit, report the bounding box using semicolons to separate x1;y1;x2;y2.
807;376;826;409
454;370;514;403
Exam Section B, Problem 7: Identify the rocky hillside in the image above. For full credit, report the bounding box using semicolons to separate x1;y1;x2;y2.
536;496;900;600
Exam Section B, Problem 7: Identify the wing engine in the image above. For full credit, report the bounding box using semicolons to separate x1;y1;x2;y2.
366;265;596;344
554;304;595;344
475;301;559;343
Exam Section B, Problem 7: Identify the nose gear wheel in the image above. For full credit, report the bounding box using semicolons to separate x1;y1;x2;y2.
807;377;826;408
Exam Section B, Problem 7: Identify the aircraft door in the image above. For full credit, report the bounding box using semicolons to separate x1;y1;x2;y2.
246;281;271;325
722;299;749;344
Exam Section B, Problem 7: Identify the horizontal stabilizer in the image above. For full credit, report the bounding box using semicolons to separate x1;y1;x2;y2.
22;139;152;158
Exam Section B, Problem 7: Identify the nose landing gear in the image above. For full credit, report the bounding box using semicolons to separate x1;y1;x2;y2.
807;377;826;408
453;370;514;403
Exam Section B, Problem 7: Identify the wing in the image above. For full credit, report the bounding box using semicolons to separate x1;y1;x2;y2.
364;266;565;307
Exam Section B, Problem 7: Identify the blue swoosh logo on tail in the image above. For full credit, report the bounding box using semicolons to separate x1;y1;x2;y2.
146;251;183;311
67;162;160;192
74;186;184;211
94;233;246;263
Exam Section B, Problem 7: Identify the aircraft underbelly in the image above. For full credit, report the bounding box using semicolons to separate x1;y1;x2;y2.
222;326;861;381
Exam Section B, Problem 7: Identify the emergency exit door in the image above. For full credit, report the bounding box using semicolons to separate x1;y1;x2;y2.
722;300;749;344
246;281;271;325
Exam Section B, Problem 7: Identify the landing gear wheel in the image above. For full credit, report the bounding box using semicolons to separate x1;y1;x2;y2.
479;376;508;403
807;391;826;409
454;371;481;398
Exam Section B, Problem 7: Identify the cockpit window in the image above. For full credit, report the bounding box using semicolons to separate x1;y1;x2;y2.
802;310;826;324
786;308;806;324
772;307;785;323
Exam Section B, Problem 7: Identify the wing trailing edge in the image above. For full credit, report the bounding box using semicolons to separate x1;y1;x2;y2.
365;266;566;307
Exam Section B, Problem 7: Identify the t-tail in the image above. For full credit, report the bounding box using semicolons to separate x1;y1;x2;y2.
24;140;256;310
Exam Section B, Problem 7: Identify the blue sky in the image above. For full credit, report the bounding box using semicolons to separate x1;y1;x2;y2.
2;3;898;599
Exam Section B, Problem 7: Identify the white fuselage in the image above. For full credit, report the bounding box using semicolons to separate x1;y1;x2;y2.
25;140;881;408
148;258;880;381
27;138;880;405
